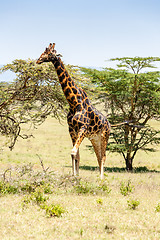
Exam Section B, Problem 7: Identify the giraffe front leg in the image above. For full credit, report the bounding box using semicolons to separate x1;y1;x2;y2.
100;161;104;180
71;128;86;176
71;147;80;176
71;147;79;176
68;126;79;177
71;154;76;176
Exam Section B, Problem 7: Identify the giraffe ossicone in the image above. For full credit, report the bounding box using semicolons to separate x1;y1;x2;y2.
36;43;111;179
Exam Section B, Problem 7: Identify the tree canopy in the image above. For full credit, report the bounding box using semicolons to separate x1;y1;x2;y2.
0;59;67;149
81;57;160;170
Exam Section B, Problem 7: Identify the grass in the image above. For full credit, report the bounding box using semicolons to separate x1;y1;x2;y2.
0;117;160;239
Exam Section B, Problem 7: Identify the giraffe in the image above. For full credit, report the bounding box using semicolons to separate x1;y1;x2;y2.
36;43;110;179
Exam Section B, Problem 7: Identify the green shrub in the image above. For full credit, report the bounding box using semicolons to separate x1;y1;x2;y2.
42;203;66;217
73;178;111;196
96;198;103;205
22;187;48;207
4;184;18;194
0;163;57;196
74;180;95;194
0;181;18;195
20;181;37;193
155;203;160;212
98;180;111;194
43;184;53;194
120;180;134;196
32;188;48;205
22;195;32;208
127;199;140;210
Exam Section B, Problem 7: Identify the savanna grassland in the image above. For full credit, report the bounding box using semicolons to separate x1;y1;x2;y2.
0;117;160;240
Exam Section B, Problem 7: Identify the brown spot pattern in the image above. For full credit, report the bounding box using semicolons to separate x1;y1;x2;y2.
36;43;110;178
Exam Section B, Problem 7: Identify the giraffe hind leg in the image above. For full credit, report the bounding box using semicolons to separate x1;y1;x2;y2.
100;131;109;179
90;132;108;179
90;133;104;179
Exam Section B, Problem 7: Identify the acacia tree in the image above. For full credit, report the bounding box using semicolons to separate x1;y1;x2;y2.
0;59;68;149
81;57;160;171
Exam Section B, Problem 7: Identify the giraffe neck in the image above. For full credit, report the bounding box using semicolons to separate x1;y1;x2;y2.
52;57;85;108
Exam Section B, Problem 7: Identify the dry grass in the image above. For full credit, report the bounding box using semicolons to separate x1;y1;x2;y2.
0;117;160;240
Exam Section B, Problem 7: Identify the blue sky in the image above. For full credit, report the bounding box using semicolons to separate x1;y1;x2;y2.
0;0;160;68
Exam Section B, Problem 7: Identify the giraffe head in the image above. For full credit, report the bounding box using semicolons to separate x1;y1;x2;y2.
36;43;61;64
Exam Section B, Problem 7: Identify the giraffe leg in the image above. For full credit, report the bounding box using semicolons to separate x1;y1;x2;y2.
75;148;80;175
71;148;80;176
71;128;86;176
90;134;103;178
72;154;76;176
90;131;109;179
100;131;110;179
68;127;79;176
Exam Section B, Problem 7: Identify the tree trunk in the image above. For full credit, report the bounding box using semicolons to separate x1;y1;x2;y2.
125;152;133;171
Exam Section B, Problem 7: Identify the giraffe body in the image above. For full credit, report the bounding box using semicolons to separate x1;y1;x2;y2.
36;43;110;179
